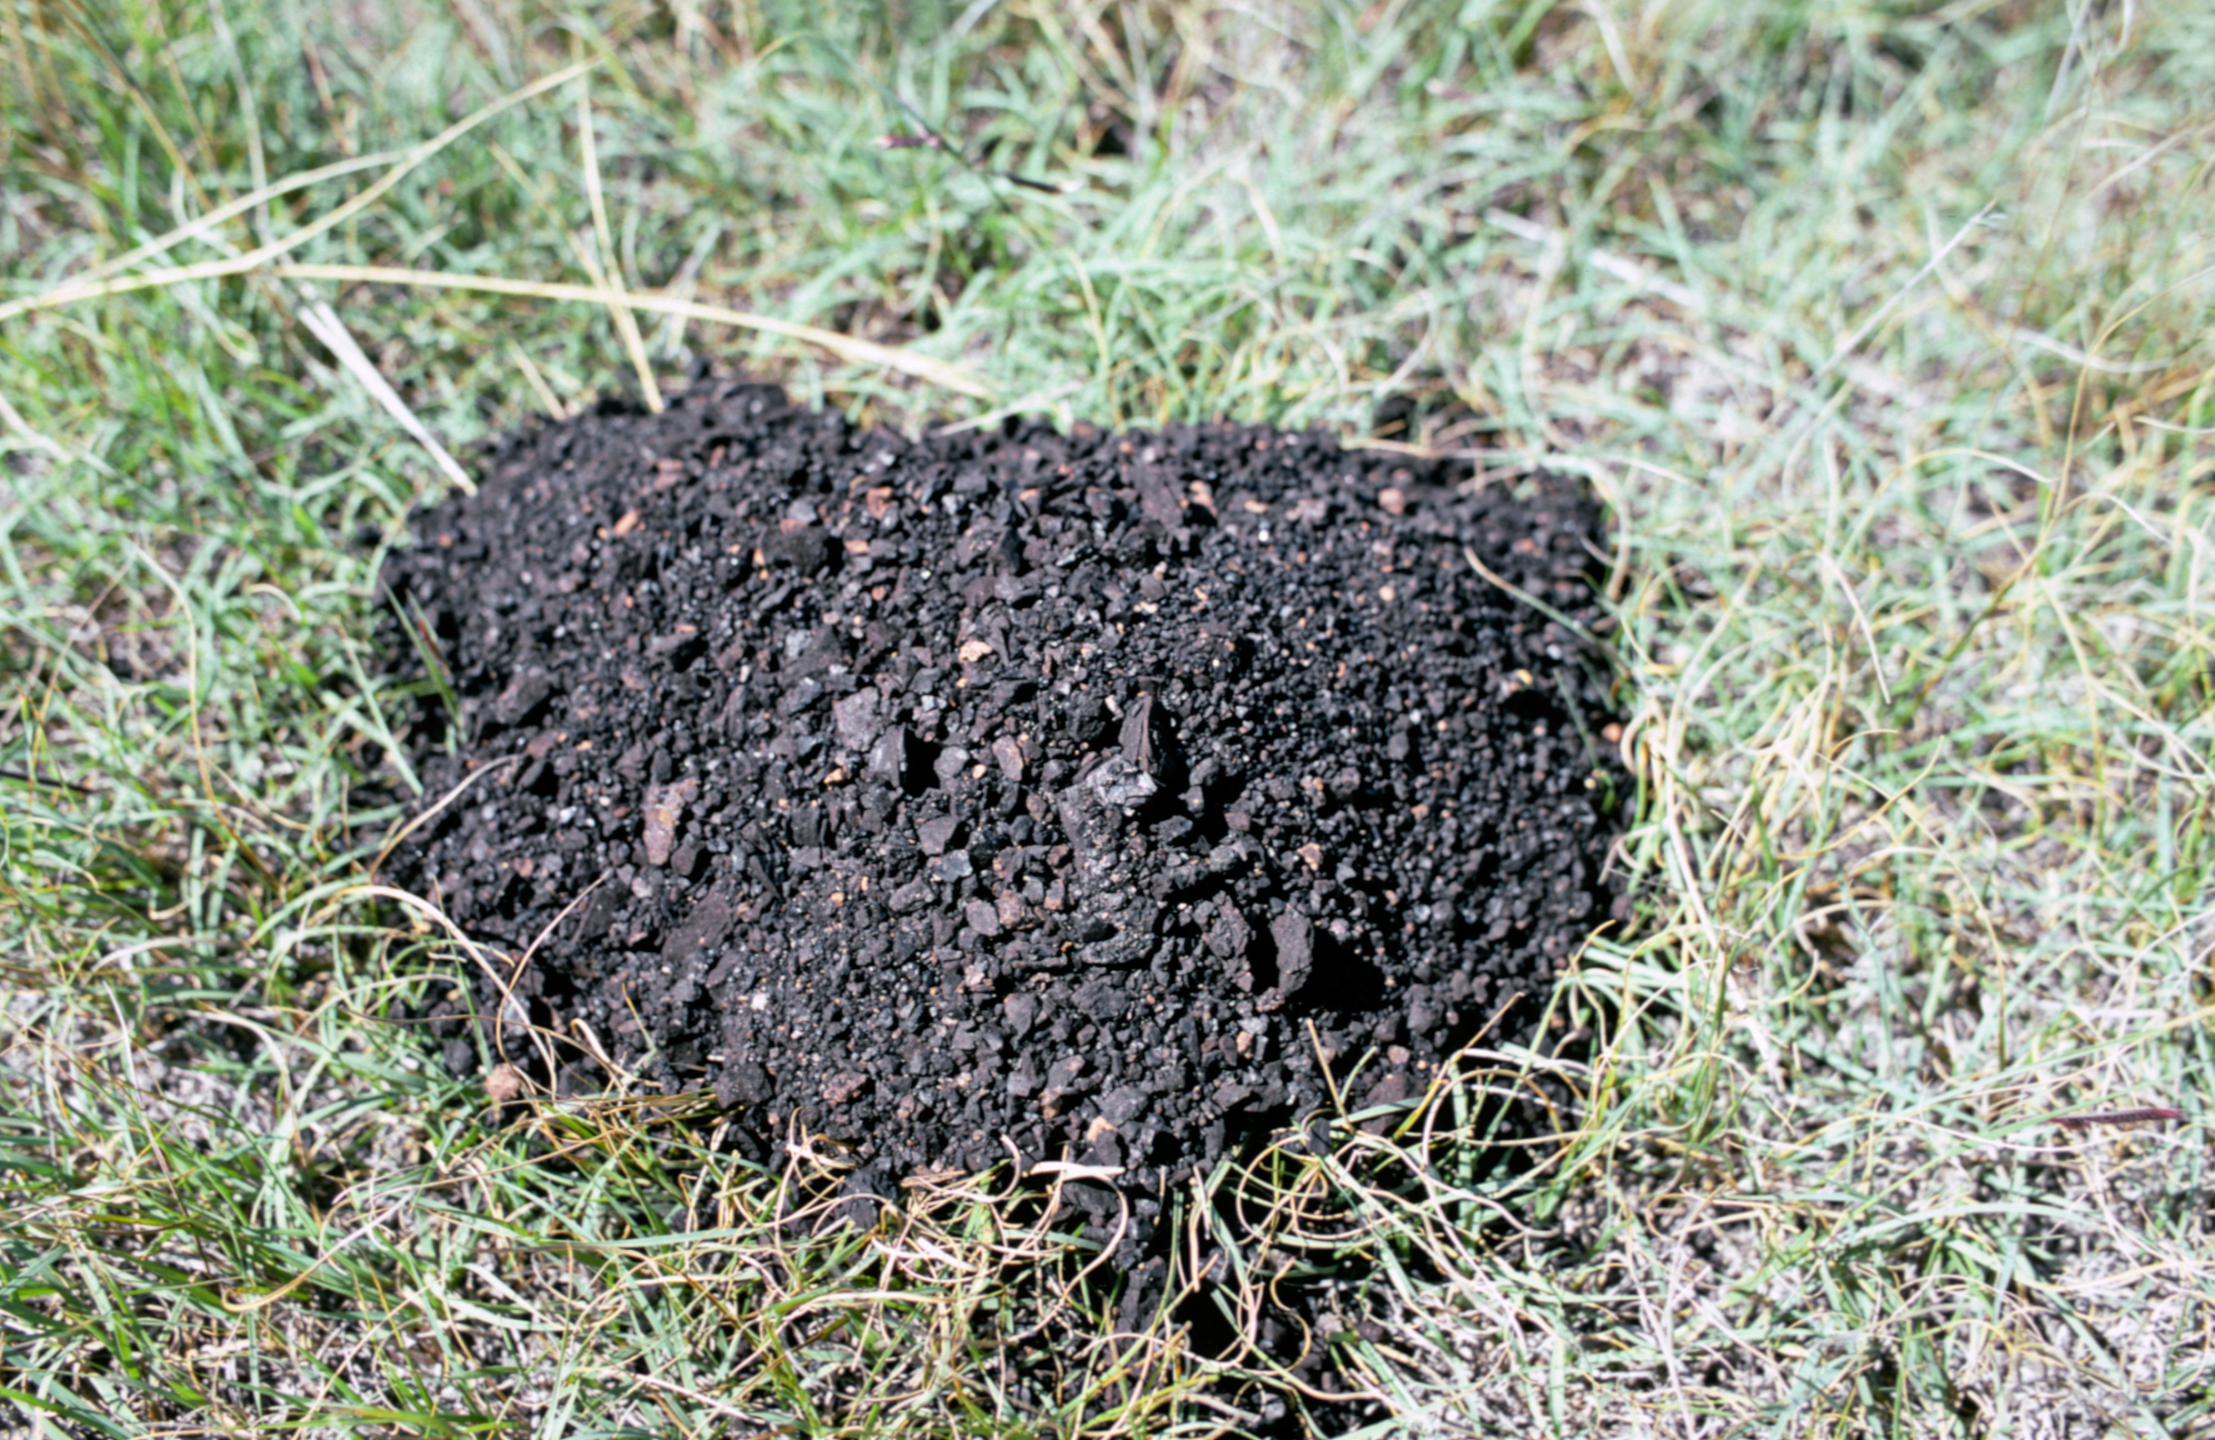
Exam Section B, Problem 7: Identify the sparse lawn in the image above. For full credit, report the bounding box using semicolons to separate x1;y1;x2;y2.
5;1;2213;1435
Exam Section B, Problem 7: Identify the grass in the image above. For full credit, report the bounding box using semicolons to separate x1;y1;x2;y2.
5;0;2214;1434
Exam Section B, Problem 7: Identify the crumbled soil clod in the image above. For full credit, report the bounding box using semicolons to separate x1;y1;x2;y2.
378;376;1623;1253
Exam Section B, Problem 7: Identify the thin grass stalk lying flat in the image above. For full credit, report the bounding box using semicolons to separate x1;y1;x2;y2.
574;72;663;414
3;259;992;401
295;299;476;493
0;59;596;328
0;52;986;403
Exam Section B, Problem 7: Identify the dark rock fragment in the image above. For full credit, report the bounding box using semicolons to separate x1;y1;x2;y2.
1133;465;1185;530
661;889;735;963
868;726;917;788
1359;1072;1410;1135
492;666;554;726
1099;1086;1148;1127
916;814;962;856
1266;908;1313;1004
717;1059;771;1108
762;523;833;574
1083;1127;1125;1171
832;689;882;750
830;1164;896;1230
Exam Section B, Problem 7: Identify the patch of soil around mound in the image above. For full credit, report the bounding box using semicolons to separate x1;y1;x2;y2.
377;375;1622;1250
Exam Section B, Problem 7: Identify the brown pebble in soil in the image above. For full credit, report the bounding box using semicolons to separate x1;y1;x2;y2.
483;1061;528;1105
376;373;1625;1264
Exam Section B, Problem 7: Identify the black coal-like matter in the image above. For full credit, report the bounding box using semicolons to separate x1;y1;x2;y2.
379;376;1623;1253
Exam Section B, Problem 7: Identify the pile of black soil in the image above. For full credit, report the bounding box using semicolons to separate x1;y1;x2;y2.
376;375;1623;1261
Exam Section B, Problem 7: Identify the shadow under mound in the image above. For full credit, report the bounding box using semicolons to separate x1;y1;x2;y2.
372;367;1625;1300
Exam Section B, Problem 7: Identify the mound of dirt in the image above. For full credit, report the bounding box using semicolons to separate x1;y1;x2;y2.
377;375;1622;1249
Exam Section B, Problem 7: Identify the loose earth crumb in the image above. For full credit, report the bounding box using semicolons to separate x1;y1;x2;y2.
378;375;1625;1261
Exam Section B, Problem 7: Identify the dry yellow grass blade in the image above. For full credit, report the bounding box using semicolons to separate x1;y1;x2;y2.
296;299;477;494
0;61;597;331
2;256;993;401
275;264;995;399
84;151;403;282
574;77;663;414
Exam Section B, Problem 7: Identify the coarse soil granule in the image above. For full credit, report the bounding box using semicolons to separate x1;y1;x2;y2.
377;374;1623;1255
